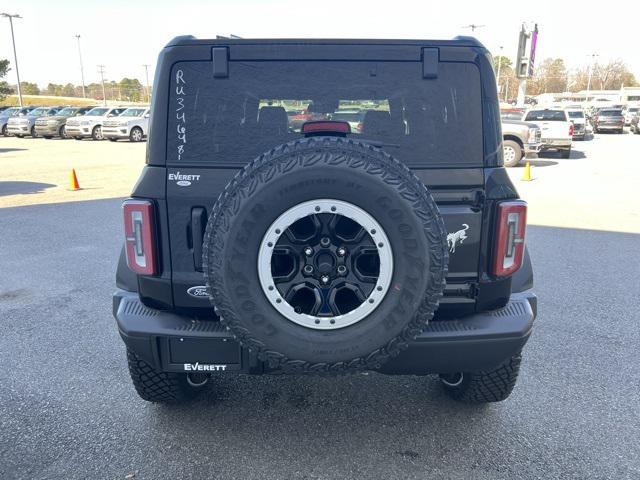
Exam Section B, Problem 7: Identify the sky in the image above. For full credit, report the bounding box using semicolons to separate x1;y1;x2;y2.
1;0;638;89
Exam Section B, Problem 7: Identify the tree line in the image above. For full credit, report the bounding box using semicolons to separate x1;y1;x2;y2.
493;56;638;101
0;59;148;103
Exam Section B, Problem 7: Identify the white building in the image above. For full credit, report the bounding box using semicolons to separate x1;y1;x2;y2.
535;87;640;107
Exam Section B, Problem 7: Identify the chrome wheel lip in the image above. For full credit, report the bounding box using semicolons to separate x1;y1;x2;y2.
257;199;393;331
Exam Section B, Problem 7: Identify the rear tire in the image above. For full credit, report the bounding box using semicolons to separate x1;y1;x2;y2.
1;124;8;136
129;126;144;142
31;126;38;138
59;125;67;139
560;147;571;159
91;125;103;140
126;349;207;404
502;140;522;167
439;354;522;403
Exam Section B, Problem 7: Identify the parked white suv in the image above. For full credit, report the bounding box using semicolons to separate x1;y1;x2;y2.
102;107;149;142
522;109;573;158
65;106;128;140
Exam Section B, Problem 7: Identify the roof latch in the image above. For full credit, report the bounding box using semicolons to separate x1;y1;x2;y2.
422;48;439;79
212;47;229;78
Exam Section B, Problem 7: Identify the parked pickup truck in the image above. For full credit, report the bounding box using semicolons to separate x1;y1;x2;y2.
522;109;573;158
500;118;542;167
65;106;128;140
102;107;150;142
566;109;587;140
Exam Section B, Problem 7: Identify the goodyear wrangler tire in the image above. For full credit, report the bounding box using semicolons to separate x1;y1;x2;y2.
203;137;448;374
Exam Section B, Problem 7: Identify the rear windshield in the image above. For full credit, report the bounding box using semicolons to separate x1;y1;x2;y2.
567;111;584;119
524;110;567;121
168;60;483;167
599;110;622;116
501;111;524;121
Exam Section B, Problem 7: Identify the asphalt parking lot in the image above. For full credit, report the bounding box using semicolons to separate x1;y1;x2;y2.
1;132;639;479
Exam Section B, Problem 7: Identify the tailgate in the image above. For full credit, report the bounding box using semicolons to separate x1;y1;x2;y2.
167;167;484;313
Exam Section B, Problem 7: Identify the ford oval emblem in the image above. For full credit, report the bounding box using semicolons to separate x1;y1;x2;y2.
177;180;191;187
187;286;209;298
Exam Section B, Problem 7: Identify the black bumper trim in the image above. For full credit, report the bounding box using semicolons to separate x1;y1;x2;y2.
113;289;536;375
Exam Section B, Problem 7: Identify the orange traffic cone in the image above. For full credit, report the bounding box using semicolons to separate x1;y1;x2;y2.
521;161;532;182
69;169;81;191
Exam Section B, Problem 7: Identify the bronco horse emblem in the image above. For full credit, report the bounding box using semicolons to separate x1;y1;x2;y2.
447;224;469;253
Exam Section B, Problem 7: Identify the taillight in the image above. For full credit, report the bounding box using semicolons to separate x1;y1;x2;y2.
569;123;574;136
492;201;527;277
123;199;157;275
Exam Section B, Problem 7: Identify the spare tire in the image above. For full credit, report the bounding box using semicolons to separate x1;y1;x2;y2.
203;137;448;374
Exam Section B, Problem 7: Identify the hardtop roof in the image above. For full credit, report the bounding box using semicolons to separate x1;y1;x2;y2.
165;35;485;49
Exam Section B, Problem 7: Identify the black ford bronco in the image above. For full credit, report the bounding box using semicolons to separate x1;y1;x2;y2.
113;36;536;404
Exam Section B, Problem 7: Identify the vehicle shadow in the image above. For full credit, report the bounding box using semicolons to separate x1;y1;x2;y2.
0;148;27;154
0;181;56;196
539;150;586;160
515;159;558;168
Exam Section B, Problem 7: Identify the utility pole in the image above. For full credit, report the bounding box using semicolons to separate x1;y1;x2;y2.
1;13;23;107
75;35;86;98
97;65;107;106
142;64;150;103
586;54;599;95
462;24;485;33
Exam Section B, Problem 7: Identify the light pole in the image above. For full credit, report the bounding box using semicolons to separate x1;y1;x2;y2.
97;65;106;106
142;64;150;103
586;54;599;94
1;13;23;107
75;34;86;98
496;46;504;96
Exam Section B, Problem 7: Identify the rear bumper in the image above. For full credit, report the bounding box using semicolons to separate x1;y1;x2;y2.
113;289;537;375
596;124;624;130
540;138;571;150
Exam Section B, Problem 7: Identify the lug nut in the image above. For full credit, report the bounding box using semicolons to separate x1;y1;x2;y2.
303;265;314;274
337;247;346;256
321;275;330;284
304;247;313;256
337;265;347;275
320;237;331;247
